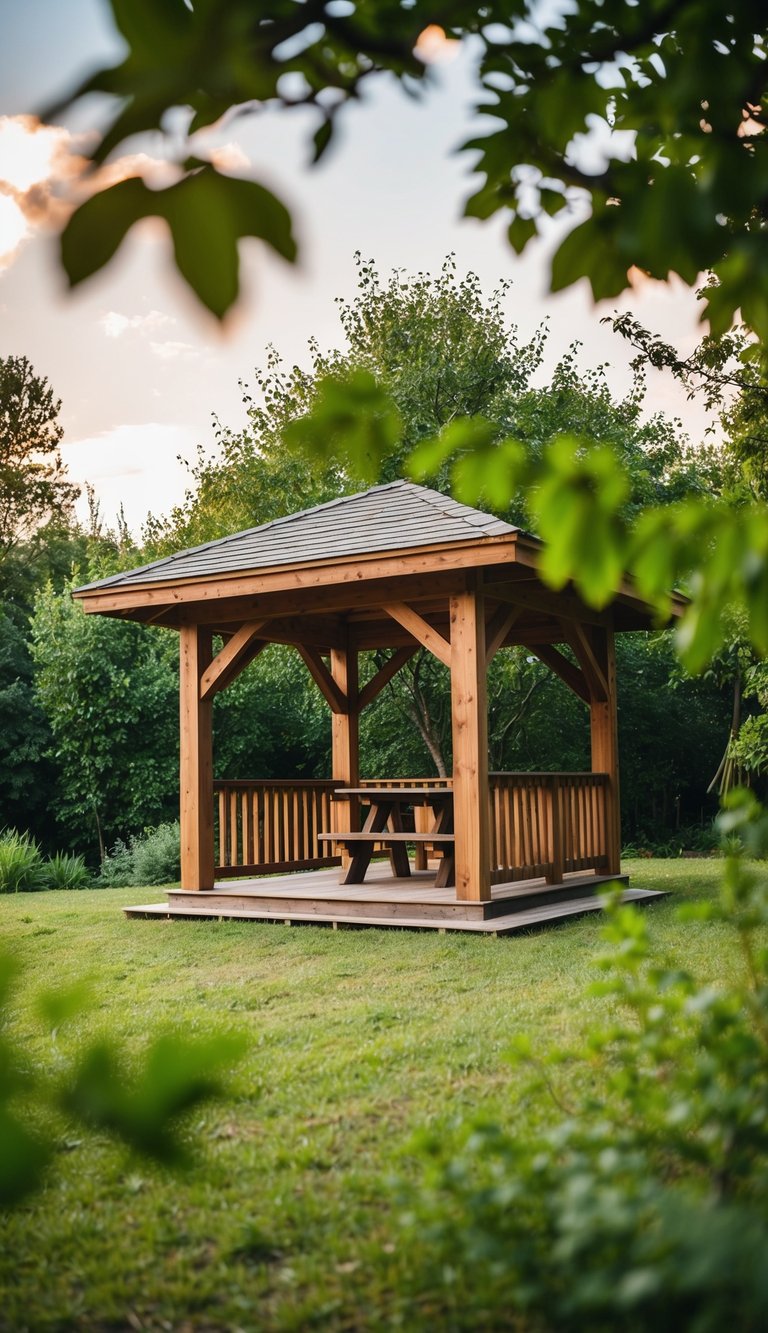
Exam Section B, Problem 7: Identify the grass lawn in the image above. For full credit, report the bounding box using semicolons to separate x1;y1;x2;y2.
0;859;738;1331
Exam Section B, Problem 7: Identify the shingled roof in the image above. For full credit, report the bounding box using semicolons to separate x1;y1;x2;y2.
76;480;520;592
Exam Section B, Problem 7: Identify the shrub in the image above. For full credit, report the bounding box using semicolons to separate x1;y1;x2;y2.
131;822;181;886
97;822;181;888
44;852;90;890
0;830;47;893
96;838;135;888
400;791;768;1332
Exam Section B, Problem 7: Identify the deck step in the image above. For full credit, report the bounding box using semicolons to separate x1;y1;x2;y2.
125;888;665;934
163;873;630;923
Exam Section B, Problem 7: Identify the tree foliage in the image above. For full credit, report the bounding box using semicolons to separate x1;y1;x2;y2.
45;2;768;336
0;355;78;559
30;582;179;860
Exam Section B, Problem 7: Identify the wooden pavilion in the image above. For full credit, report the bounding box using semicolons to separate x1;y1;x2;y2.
74;481;678;933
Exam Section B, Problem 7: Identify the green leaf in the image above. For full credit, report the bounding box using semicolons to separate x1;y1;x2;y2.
283;370;402;483
507;215;537;255
62;169;297;319
551;218;629;302
37;980;92;1033
532;436;630;606
61;178;151;287
312;120;333;164
0;1105;50;1207
63;1031;247;1166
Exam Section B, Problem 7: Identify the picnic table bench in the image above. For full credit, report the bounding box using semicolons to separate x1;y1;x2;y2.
318;786;455;887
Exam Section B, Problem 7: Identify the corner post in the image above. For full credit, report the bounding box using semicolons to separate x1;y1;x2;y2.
450;585;491;901
179;625;215;890
589;626;621;875
331;632;359;854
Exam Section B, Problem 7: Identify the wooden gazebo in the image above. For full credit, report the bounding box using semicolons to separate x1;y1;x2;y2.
74;481;676;933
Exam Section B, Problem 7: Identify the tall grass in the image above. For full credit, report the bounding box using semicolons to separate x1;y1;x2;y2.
0;830;47;892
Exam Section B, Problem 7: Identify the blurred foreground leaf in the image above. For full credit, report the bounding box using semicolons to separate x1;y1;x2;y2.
0;953;247;1205
62;168;297;319
284;370;402;484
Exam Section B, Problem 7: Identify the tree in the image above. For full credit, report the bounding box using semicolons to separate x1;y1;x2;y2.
30;581;179;860
0;610;54;845
43;3;767;340
0;356;78;559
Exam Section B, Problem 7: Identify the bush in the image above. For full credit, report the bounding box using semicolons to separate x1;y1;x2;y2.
0;830;48;892
97;822;181;888
400;791;768;1332
96;838;135;888
131;822;181;886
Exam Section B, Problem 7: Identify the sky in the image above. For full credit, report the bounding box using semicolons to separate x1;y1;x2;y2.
0;0;713;534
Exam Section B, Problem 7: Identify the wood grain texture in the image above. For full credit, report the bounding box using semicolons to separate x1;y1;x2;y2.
561;619;609;701
297;645;348;713
450;588;491;902
179;626;215;890
331;637;359;863
485;603;522;665
525;643;591;704
589;627;621;875
383;602;452;668
357;646;417;711
199;621;267;700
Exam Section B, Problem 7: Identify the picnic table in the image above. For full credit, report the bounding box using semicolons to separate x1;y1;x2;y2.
319;786;455;887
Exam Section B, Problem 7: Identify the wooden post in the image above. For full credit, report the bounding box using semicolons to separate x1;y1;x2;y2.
331;632;359;857
450;586;491;902
589;626;621;875
179;625;215;890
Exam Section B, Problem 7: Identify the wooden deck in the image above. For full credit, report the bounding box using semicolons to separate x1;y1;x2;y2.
124;862;665;934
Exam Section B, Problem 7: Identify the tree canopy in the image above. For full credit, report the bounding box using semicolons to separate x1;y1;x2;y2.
45;2;767;338
0;355;78;561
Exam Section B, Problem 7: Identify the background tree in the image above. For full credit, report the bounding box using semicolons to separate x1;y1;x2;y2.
0;355;78;562
30;582;179;861
45;3;768;346
139;257;733;840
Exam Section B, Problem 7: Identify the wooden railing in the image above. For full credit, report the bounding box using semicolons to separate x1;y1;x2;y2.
214;772;608;883
214;779;340;878
489;772;609;884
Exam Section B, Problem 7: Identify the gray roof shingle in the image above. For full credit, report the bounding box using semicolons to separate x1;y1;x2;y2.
75;480;520;592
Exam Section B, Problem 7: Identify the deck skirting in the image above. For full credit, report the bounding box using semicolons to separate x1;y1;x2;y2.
124;864;665;934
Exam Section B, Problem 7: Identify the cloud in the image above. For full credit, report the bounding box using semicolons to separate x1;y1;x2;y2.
149;339;199;360
0;192;29;269
0;115;181;275
61;422;197;532
100;309;175;338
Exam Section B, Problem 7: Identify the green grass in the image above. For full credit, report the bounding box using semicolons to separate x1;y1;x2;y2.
0;859;739;1330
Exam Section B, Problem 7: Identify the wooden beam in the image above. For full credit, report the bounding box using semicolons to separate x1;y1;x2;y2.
383;603;452;669
297;645;348;714
331;635;360;863
525;643;591;704
590;627;621;875
450;587;491;902
199;621;268;701
484;578;611;629
179;626;214;891
75;537;522;617
485;604;522;665
358;647;417;712
560;620;608;702
256;614;346;650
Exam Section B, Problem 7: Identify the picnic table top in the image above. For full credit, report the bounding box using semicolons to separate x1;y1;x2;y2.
335;786;454;800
